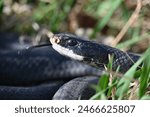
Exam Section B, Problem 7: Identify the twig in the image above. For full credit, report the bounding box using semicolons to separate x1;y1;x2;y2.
68;0;87;32
111;0;142;47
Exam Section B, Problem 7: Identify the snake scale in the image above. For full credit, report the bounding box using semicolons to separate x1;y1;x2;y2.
0;33;140;100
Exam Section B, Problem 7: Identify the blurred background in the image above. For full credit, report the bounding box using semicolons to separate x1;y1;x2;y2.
0;0;150;53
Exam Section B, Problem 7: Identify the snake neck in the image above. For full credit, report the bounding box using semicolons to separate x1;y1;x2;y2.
83;44;140;73
104;45;140;73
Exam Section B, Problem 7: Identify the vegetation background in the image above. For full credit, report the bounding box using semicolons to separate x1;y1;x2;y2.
0;0;150;99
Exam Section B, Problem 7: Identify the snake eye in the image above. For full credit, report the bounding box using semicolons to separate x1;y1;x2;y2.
67;39;77;46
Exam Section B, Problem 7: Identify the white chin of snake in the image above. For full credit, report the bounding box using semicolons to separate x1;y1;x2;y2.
52;43;84;61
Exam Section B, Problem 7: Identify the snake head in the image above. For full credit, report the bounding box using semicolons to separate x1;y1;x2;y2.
50;33;84;61
50;33;109;67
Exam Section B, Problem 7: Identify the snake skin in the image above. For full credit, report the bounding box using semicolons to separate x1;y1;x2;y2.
50;33;141;100
0;33;141;100
0;33;103;99
53;77;99;100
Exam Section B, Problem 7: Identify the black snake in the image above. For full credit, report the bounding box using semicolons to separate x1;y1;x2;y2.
0;33;140;100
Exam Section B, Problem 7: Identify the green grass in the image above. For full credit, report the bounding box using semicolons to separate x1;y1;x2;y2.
32;0;74;32
91;0;123;38
91;47;150;100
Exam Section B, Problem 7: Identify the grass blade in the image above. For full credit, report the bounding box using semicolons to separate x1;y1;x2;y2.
139;48;150;98
116;47;150;99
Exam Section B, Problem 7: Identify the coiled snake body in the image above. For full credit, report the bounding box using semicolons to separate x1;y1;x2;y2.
0;33;140;100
